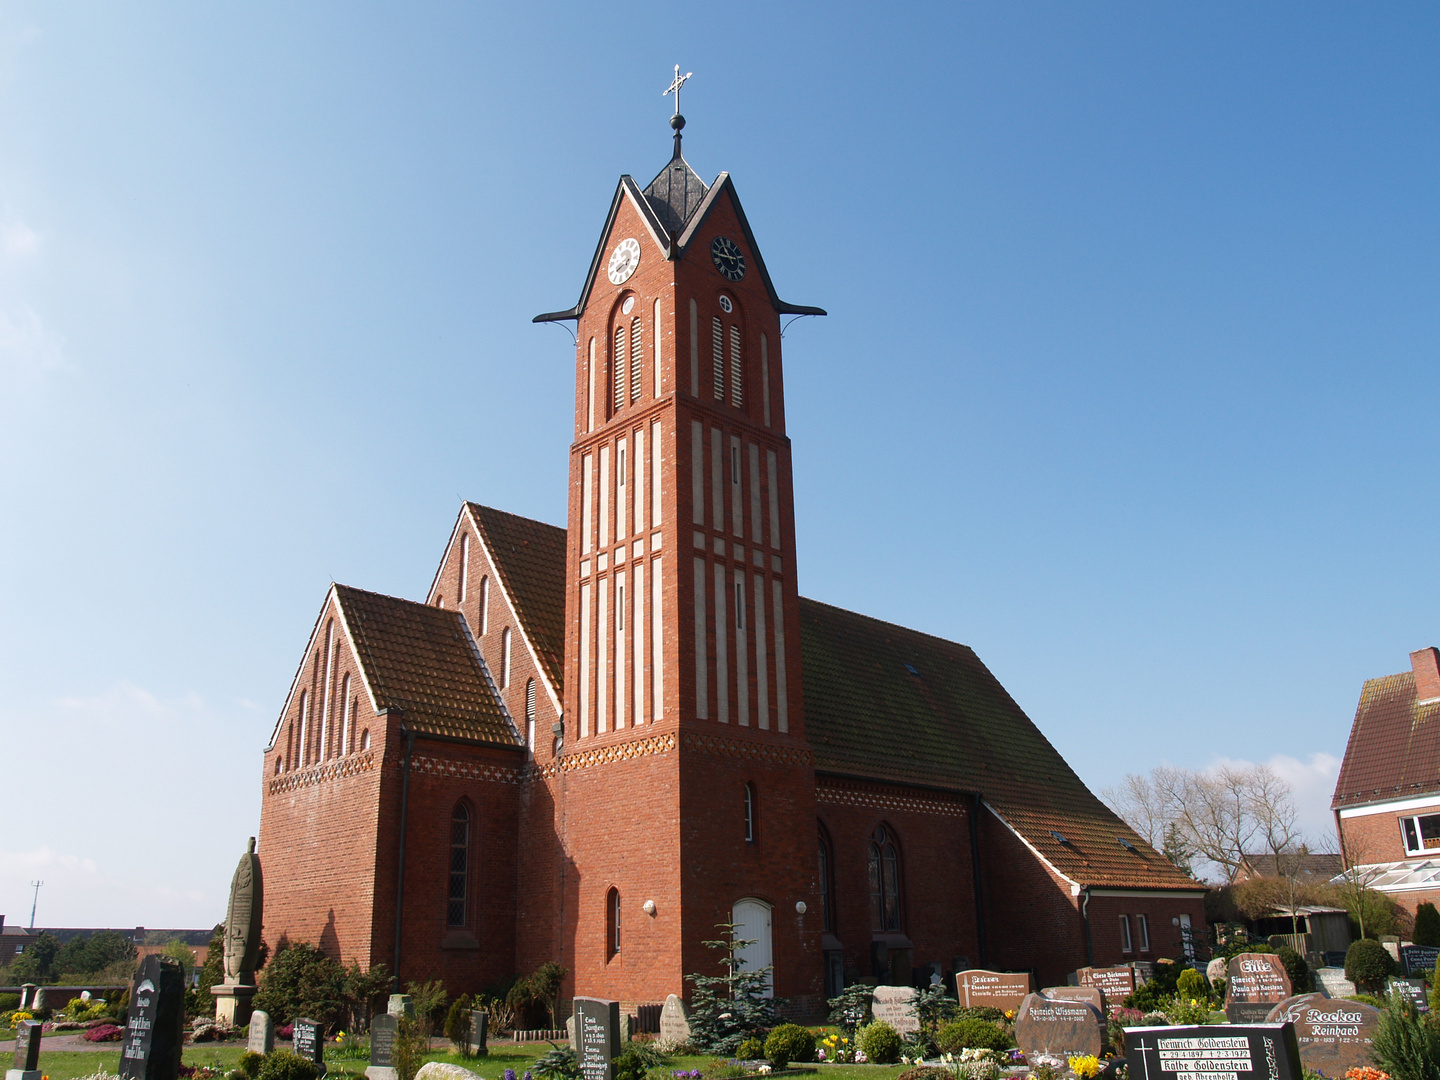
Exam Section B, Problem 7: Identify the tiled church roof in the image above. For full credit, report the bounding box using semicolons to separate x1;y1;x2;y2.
642;154;709;238
467;503;568;694
798;598;1202;892
335;584;516;746
1332;669;1440;809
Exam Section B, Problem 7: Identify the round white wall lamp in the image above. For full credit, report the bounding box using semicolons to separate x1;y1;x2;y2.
643;900;657;916
795;901;807;915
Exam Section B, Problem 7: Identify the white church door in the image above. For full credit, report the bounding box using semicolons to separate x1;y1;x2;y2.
732;898;774;998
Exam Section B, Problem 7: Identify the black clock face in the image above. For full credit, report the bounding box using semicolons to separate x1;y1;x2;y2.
711;236;746;281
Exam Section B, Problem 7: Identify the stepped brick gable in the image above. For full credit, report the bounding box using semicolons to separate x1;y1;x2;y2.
256;114;1206;1013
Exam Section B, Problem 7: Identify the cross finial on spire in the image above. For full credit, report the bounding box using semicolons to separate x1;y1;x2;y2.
665;65;692;116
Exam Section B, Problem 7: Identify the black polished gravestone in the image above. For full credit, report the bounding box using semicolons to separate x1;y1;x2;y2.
119;954;186;1080
12;1019;42;1079
293;1019;327;1077
1403;946;1440;978
366;1013;397;1080
469;1010;489;1057
574;997;622;1080
1126;1024;1303;1080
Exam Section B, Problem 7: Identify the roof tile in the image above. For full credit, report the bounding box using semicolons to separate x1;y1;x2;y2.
1332;670;1440;808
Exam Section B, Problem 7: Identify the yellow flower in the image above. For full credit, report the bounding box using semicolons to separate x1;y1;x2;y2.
1069;1055;1101;1080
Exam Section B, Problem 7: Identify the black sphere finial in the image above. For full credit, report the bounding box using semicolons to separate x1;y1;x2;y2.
671;113;686;131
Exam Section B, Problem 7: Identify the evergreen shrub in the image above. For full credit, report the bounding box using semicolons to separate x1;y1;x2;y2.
735;1039;764;1060
1175;969;1208;1002
255;1050;319;1080
936;1018;1012;1053
238;1051;264;1078
857;1020;902;1064
763;1023;815;1067
1346;940;1398;993
1416;904;1440;948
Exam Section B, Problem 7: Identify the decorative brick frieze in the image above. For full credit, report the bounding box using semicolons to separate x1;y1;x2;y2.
816;777;966;818
411;754;523;784
681;731;813;767
266;751;377;794
533;732;677;778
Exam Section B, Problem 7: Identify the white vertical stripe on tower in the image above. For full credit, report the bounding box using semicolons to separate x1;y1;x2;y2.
588;337;597;432
714;562;729;723
734;572;749;728
580;582;592;738
652;557;663;720
711;427;724;530
689;298;699;397
617;437;628;540
753;572;769;730
597;577;609;734
615;569;626;730
651;421;663;528
748;444;762;544
767;450;781;549
600;445;611;550
772;579;788;733
321;621;334;758
582;453;593;556
653;298;663;399
760;333;770;428
632;559;645;723
693;557;708;719
691;421;704;526
634;425;646;535
730;436;743;538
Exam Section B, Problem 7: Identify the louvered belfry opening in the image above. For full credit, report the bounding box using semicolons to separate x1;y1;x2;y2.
729;325;743;408
614;324;626;412
712;316;724;400
630;317;643;402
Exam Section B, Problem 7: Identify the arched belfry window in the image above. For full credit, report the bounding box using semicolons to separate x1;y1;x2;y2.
868;824;902;932
448;803;470;927
525;678;536;750
818;824;836;934
606;886;621;959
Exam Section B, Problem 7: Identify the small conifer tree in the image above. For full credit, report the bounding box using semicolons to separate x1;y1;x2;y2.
1415;902;1440;948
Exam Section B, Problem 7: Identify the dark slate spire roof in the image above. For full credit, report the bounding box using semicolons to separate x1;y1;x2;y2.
642;152;708;238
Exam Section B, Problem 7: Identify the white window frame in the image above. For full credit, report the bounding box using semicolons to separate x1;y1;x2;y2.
1137;913;1150;952
1119;914;1133;952
1401;813;1440;856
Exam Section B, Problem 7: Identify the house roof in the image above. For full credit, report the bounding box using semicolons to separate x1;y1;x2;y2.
466;503;568;695
798;598;1203;892
335;584;517;747
1332;669;1440;809
1233;852;1344;882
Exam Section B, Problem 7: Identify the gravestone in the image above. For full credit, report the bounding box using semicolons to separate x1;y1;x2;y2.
387;995;414;1020
1388;977;1429;1013
1206;958;1229;983
119;954;186;1080
871;985;920;1036
366;1013;397;1080
1314;968;1355;999
1266;993;1382;1076
658;994;690;1045
1045;986;1105;1011
17;984;36;1011
1125;1024;1304;1080
1226;953;1293;1024
468;1011;488;1056
573;997;621;1080
248;1010;275;1055
1076;966;1136;1006
1403;946;1440;978
292;1018;326;1077
1014;992;1105;1059
566;1015;576;1050
11;1019;42;1080
31;989;48;1013
213;838;264;1026
957;969;1035;1014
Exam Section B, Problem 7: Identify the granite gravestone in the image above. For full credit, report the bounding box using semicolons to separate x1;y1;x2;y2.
1076;966;1136;1006
1402;946;1440;977
1014;992;1105;1059
573;998;621;1080
1315;969;1356;999
17;985;36;1012
388;995;414;1020
11;1019;42;1080
1266;994;1382;1077
119;954;186;1080
1207;958;1230;983
1388;978;1429;1013
658;995;690;1045
871;985;920;1036
1126;1024;1303;1080
293;1019;326;1077
957;970;1034;1014
247;1010;275;1055
1044;986;1105;1011
1226;953;1293;1024
367;1013;398;1080
468;1011;489;1057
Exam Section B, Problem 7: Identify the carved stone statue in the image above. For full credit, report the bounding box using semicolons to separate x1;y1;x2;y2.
213;837;263;1025
224;837;264;983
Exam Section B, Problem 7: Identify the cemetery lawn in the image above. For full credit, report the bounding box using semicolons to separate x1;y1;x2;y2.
30;1045;248;1080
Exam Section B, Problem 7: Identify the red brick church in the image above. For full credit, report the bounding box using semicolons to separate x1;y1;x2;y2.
256;106;1205;1016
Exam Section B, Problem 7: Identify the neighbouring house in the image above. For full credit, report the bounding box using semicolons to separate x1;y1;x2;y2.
256;111;1208;1016
1333;647;1440;918
0;917;39;967
1248;905;1352;958
1230;852;1344;886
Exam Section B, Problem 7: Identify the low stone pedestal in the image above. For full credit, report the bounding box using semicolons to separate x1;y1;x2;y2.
8;1070;43;1080
212;983;257;1027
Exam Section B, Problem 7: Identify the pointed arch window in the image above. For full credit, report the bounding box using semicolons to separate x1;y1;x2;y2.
479;576;489;635
526;678;537;751
868;824;902;932
459;533;469;603
448;803;470;927
818;824;836;933
744;783;756;843
606;886;621;959
502;626;512;688
339;673;351;755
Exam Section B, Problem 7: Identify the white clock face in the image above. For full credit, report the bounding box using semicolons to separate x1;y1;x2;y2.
607;237;641;285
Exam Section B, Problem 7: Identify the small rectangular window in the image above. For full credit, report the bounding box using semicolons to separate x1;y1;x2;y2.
1119;915;1133;952
1402;814;1440;856
1138;914;1150;952
735;581;744;629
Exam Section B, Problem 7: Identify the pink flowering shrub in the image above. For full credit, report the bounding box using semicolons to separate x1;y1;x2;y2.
85;1024;126;1042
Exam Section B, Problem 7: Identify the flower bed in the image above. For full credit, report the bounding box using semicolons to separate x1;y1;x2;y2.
85;1024;126;1043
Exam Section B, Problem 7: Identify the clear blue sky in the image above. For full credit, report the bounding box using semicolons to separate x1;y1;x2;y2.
1;3;1436;928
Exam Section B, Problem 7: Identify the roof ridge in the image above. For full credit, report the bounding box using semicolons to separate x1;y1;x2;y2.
798;595;978;656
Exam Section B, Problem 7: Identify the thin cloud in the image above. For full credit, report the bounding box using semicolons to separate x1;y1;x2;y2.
0;302;65;373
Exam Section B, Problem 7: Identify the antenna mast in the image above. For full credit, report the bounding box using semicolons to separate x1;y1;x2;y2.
28;880;42;929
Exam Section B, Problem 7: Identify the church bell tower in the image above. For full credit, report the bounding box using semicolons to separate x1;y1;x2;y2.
535;80;827;1011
